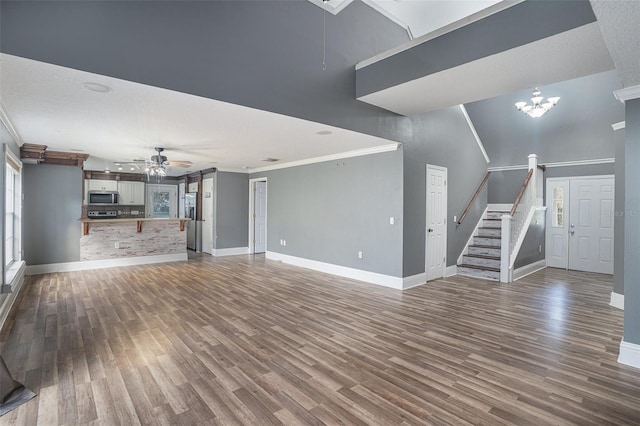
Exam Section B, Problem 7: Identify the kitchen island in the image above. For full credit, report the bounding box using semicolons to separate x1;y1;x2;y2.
80;218;188;262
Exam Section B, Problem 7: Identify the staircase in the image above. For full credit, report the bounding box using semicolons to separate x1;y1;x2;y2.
457;210;507;281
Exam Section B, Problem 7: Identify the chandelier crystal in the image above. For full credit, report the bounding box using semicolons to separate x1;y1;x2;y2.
146;164;167;178
515;88;560;118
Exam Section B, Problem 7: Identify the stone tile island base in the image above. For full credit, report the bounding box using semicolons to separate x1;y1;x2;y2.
80;219;187;261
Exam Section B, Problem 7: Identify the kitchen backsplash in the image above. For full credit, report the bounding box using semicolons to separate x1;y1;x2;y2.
82;204;146;218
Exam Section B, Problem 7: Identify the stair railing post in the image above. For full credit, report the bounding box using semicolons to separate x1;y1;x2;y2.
528;154;542;206
500;214;512;283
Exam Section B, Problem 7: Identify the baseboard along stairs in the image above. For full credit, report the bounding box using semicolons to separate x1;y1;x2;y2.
457;210;507;281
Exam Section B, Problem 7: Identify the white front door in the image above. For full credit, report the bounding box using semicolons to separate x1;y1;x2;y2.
426;165;447;281
253;181;267;253
146;185;177;218
568;177;614;274
546;176;614;274
202;178;214;255
546;179;569;268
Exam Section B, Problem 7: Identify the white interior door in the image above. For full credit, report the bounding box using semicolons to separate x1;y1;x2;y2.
253;181;267;253
202;178;214;255
546;179;569;269
146;185;177;218
426;165;447;281
568;177;614;274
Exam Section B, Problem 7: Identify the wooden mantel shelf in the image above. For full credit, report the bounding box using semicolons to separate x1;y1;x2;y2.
80;218;189;235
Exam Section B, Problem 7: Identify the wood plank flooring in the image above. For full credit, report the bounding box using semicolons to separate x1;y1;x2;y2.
1;255;639;425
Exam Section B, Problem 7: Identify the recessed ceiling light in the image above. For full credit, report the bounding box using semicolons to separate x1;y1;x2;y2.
262;158;280;162
130;166;136;171
118;166;123;171
104;169;111;173
82;82;112;93
316;130;332;135
242;166;249;170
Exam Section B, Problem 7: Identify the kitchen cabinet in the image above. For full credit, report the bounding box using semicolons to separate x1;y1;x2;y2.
85;179;118;204
118;181;145;205
88;179;118;192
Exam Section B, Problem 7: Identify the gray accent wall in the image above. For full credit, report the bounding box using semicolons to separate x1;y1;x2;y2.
215;172;249;250
466;71;623;167
23;164;82;265
356;0;598;98
624;99;640;344
514;209;546;269
251;150;404;277
403;106;488;275
0;0;409;138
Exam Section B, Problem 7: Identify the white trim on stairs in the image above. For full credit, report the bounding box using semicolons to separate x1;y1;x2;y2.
512;259;546;281
460;105;490;164
25;253;188;275
457;206;489;265
619;340;640;369
610;291;624;310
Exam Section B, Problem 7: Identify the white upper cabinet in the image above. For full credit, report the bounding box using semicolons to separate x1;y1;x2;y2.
118;181;145;205
88;179;118;192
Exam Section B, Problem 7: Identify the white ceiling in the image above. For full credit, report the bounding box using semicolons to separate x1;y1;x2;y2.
0;54;398;175
357;22;615;116
367;0;503;39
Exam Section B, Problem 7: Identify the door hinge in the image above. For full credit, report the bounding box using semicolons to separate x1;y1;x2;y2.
444;179;447;186
444;218;446;224
443;257;446;262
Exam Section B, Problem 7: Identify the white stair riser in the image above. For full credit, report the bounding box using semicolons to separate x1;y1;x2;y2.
457;267;500;281
468;246;501;257
478;228;501;237
483;220;502;228
486;211;508;220
473;237;501;247
462;256;501;268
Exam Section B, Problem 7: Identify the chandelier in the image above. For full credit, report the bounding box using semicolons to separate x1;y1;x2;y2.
146;164;166;178
515;88;559;118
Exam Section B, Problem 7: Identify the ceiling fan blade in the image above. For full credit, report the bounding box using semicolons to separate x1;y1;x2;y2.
166;161;193;168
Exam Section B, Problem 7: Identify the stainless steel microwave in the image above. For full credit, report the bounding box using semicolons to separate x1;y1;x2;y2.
88;191;119;205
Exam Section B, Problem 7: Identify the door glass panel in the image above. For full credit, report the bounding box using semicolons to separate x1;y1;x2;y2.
552;187;564;227
152;191;171;218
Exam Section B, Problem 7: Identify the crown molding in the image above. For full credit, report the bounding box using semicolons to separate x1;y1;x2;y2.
488;158;615;172
612;121;626;131
249;143;400;174
614;85;640;102
0;100;23;145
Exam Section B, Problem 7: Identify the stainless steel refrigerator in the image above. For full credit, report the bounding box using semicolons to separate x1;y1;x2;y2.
185;193;197;250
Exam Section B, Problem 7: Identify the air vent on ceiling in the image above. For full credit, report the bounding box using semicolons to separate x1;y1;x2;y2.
262;158;280;163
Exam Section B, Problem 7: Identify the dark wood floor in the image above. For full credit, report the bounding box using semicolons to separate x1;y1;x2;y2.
1;255;639;425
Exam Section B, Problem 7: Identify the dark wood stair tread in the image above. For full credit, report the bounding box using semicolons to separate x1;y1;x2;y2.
469;244;501;249
464;254;500;260
458;264;500;272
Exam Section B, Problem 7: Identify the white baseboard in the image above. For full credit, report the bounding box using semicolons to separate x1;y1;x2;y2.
610;291;624;310
266;251;403;290
26;253;188;275
513;260;546;281
0;262;27;332
445;265;457;277
402;273;426;290
212;247;249;257
618;340;640;369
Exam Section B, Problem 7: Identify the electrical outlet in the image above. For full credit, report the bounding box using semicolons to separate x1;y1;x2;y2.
389;217;395;225
454;215;457;223
358;251;363;259
115;242;120;249
539;245;542;252
283;240;286;246
280;239;283;245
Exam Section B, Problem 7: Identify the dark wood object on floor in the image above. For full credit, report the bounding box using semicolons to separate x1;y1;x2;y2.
0;256;638;425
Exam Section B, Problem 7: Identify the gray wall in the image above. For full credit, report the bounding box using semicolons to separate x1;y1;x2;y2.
251;150;404;277
403;106;488;275
514;209;545;269
356;0;597;98
23;164;83;265
614;129;625;295
466;71;623;167
215;172;249;250
488;163;616;204
624;99;640;344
